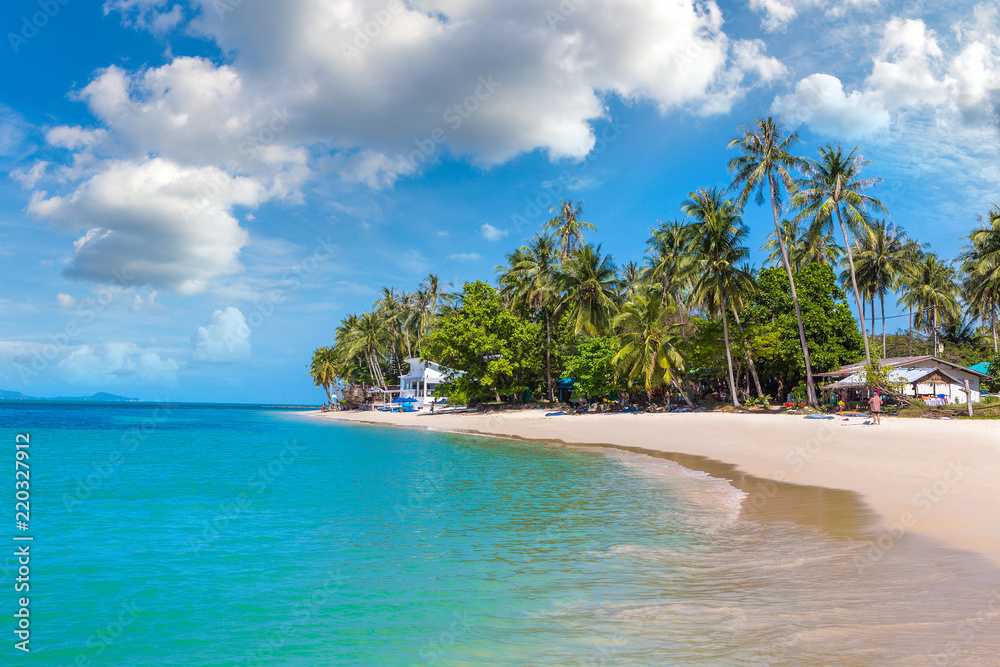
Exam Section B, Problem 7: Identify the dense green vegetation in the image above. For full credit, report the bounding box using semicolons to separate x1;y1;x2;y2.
310;116;1000;408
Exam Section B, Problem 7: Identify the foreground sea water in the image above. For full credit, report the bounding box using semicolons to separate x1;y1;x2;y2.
1;403;998;666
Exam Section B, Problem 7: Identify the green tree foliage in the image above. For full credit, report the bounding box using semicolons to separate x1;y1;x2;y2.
743;263;863;393
986;356;1000;394
612;289;692;405
422;281;541;402
562;336;621;400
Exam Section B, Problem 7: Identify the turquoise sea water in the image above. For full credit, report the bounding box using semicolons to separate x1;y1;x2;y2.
1;403;998;665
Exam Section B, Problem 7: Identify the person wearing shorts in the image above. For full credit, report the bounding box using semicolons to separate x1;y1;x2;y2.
868;392;883;425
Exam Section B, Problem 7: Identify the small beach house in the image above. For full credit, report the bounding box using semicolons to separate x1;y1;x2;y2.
817;356;993;405
397;357;459;408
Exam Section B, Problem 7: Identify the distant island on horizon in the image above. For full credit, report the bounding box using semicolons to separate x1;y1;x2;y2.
0;390;141;402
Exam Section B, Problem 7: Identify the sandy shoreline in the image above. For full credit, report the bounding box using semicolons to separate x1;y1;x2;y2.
307;408;1000;568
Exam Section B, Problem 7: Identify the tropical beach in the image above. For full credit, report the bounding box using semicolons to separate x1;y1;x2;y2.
8;0;1000;664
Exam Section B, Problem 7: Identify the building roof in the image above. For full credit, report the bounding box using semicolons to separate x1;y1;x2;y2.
824;367;965;389
816;356;993;379
400;357;461;380
969;362;991;375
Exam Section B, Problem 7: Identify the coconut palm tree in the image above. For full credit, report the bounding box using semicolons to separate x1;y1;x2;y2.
612;288;694;407
618;260;644;299
727;116;819;403
377;287;411;376
645;219;696;323
546;199;596;259
341;311;391;388
793;143;887;365
409;273;454;352
961;205;1000;354
497;233;561;401
556;244;619;336
760;218;844;271
852;220;914;357
309;346;340;405
898;253;961;356
682;187;751;407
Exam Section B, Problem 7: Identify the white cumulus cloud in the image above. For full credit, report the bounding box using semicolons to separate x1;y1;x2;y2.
28;158;262;294
191;307;252;363
772;73;890;139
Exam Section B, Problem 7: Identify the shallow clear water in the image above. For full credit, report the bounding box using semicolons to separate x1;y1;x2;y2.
0;403;997;665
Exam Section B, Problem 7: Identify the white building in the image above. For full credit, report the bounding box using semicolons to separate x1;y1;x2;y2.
819;356;993;405
397;357;459;408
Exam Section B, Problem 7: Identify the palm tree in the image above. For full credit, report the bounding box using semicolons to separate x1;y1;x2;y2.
727;116;819;403
645;219;696;323
341;311;391;388
618;261;643;299
852;220;914;357
498;233;561;401
546;199;595;259
760;218;844;271
793;143;887;365
682;187;751;407
898;254;961;356
556;244;619;336
406;274;453;353
612;288;694;407
961;205;1000;354
377;287;410;376
309;346;340;405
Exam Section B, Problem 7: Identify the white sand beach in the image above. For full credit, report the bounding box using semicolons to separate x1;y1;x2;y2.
311;409;1000;568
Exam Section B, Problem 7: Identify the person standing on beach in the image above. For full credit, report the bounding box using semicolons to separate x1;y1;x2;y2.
868;391;883;425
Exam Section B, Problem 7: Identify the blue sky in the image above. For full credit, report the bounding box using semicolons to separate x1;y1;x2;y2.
1;0;998;403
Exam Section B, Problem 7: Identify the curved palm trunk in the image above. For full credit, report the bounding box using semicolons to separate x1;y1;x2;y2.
323;383;334;406
769;174;816;404
836;206;871;364
720;296;740;407
672;379;696;409
732;307;764;398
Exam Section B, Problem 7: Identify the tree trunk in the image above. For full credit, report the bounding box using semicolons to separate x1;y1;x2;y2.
932;306;939;356
732;307;764;398
870;295;875;355
769;173;816;404
721;297;740;407
992;308;998;355
675;290;688;326
544;308;554;402
909;305;913;353
672;379;696;409
837;205;871;364
324;383;335;406
880;290;887;359
391;340;403;378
